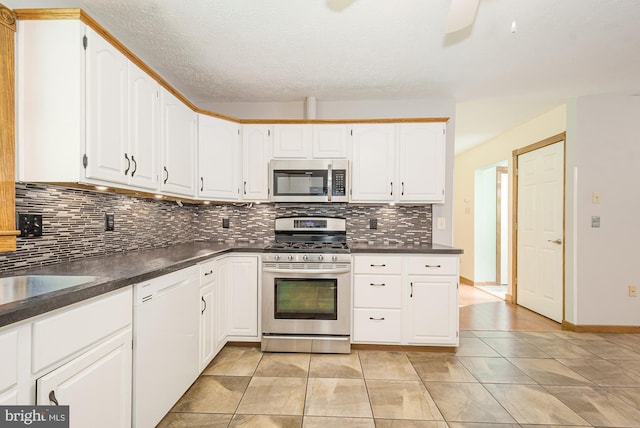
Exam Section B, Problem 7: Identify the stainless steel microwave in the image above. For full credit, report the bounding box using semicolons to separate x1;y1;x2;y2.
269;159;349;203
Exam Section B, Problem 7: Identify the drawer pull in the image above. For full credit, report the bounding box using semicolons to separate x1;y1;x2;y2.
369;283;386;287
425;264;442;268
49;390;59;405
410;282;413;298
370;264;386;267
369;317;385;321
204;270;214;276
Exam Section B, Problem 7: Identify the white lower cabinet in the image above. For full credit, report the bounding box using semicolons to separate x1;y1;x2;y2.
352;254;459;347
225;255;259;339
0;328;19;405
199;258;224;371
36;329;132;428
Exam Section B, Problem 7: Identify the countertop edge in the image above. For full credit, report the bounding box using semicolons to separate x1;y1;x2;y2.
1;243;462;329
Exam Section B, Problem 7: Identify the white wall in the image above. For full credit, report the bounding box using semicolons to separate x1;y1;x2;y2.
565;95;640;326
209;98;457;246
454;105;567;287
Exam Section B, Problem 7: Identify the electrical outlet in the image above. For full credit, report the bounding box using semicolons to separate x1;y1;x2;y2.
16;213;43;237
591;216;600;228
222;218;230;229
629;285;638;297
105;214;115;231
369;218;377;229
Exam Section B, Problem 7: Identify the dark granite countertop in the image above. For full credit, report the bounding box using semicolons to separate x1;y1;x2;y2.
0;240;462;329
349;242;463;254
0;241;263;328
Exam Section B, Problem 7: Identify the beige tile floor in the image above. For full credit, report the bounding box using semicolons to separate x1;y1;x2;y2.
159;332;640;428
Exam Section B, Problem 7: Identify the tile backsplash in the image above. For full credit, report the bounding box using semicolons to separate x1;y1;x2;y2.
0;183;432;273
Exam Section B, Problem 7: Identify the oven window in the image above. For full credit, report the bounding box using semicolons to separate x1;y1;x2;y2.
274;278;337;320
273;170;328;196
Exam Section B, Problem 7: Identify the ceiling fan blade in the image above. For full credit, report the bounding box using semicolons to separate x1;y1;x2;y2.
445;0;480;34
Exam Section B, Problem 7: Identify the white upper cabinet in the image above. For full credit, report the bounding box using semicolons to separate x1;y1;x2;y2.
127;62;160;190
272;124;312;158
198;115;240;200
85;26;128;185
241;124;272;201
351;124;396;202
312;124;349;159
398;123;446;203
160;89;196;197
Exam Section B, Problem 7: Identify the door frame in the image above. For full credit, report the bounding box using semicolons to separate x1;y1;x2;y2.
511;132;566;320
495;166;508;285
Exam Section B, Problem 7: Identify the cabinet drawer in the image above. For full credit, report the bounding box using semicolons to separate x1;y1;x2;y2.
405;256;458;275
353;256;402;274
199;259;217;285
32;288;132;373
353;275;401;308
353;309;402;343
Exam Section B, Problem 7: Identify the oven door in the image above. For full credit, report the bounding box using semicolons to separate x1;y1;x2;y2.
262;266;351;336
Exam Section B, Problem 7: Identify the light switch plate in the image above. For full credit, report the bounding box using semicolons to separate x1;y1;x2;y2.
592;191;601;204
437;217;446;229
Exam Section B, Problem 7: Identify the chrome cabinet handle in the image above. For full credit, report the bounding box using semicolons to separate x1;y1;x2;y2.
201;296;206;314
131;155;137;177
425;264;442;268
200;177;204;192
410;282;413;298
163;166;169;184
369;317;385;321
124;153;130;175
401;182;405;195
369;283;386;287
370;264;386;267
548;239;562;245
49;390;59;405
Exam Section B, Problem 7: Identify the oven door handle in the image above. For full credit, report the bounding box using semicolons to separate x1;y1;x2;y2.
262;267;351;275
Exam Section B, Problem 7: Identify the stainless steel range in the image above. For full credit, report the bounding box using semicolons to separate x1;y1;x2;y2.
262;216;351;354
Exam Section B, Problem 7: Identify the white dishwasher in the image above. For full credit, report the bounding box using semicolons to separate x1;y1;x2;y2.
133;266;199;428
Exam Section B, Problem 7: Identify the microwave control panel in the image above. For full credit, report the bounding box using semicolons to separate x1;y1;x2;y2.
332;169;347;196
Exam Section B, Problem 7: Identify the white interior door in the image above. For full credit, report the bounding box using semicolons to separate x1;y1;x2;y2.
516;140;564;322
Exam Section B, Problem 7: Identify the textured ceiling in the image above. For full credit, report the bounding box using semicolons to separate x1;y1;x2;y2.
9;0;640;152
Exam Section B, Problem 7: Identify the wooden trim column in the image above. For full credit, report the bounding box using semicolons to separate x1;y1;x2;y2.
0;3;19;252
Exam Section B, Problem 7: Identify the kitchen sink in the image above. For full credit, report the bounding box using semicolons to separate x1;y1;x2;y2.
0;275;99;306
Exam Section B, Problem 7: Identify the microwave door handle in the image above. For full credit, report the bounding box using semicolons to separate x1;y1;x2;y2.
327;163;332;202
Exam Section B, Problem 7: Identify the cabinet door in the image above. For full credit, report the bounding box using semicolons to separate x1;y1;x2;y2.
242;125;272;201
273;124;311;158
36;329;132;428
216;259;228;346
128;62;159;190
0;329;18;404
406;276;458;345
85;26;128;185
398;123;446;202
351;124;395;202
198;115;240;200
199;284;215;370
226;256;258;337
312;124;349;158
160;89;196;196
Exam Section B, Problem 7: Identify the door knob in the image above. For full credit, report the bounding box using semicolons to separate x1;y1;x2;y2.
548;239;562;245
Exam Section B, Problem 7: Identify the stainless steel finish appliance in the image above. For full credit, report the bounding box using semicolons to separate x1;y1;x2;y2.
262;216;351;353
269;159;349;203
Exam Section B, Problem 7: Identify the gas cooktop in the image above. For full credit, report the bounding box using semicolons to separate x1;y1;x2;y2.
263;241;350;253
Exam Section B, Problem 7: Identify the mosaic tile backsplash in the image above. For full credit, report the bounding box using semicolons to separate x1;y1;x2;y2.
0;183;432;273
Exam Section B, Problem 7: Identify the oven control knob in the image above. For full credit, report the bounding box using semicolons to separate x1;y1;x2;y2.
332;255;338;262
302;255;309;261
288;255;294;261
274;255;280;261
318;255;324;261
